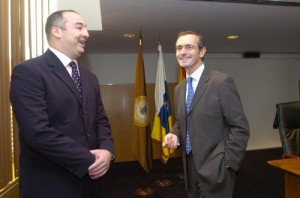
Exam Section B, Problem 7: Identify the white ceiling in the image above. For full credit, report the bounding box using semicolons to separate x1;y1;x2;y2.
80;0;300;54
52;0;102;30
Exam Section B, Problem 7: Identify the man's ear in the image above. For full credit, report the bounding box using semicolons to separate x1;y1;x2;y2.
200;47;206;58
51;27;62;39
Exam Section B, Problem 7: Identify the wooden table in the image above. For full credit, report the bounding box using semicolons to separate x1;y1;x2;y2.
268;157;300;198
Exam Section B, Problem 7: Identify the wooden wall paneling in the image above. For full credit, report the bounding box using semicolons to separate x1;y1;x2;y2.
100;84;134;162
100;83;180;163
299;80;300;99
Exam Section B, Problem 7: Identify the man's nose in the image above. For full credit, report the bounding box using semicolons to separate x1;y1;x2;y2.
83;28;89;38
179;47;188;53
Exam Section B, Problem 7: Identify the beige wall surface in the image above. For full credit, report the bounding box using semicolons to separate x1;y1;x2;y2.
80;53;300;153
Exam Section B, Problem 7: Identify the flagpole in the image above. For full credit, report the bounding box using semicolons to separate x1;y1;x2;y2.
152;40;174;187
154;156;172;187
132;32;154;196
134;167;154;196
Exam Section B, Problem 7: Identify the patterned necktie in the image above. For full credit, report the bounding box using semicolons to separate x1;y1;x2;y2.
186;77;194;154
69;61;83;100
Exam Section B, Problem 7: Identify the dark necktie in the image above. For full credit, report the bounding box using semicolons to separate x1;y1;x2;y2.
186;77;194;154
69;61;83;100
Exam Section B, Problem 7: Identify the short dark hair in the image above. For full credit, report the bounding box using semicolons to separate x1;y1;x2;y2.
45;10;78;40
177;31;205;49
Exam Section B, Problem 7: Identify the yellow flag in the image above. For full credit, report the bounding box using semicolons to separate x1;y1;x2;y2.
179;67;186;82
132;34;152;173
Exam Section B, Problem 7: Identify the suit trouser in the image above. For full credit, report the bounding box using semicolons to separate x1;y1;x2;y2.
81;176;104;198
186;152;236;198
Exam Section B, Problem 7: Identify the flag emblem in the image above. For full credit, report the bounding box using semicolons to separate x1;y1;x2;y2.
134;96;149;127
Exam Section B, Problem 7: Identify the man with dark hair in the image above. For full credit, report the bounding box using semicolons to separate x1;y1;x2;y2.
163;31;250;197
10;10;114;198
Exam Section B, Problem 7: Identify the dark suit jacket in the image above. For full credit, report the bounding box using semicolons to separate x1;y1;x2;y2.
10;50;114;198
171;67;250;194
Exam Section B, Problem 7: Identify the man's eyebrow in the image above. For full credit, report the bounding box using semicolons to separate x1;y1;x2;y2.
75;22;87;27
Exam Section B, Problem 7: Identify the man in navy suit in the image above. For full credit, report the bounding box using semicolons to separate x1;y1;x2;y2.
163;31;250;198
10;10;114;198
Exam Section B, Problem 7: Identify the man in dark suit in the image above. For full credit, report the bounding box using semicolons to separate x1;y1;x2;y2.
163;31;250;197
10;10;114;198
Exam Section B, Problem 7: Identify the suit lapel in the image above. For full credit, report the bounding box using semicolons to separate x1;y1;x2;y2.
44;50;83;105
178;82;187;116
189;67;210;113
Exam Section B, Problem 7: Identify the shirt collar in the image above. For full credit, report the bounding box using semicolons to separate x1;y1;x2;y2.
48;47;78;68
186;63;205;81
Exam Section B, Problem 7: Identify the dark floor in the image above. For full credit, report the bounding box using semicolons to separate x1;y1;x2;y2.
102;148;284;198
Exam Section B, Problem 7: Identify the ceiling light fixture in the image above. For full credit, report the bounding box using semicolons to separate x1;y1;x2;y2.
123;33;136;38
227;35;239;39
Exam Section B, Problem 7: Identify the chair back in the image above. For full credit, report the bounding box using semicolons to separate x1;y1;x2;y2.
273;101;300;156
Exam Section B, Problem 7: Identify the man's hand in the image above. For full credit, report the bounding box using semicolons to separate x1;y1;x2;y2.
88;149;112;179
162;133;178;149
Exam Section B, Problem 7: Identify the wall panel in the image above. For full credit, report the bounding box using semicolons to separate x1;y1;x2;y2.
100;83;180;162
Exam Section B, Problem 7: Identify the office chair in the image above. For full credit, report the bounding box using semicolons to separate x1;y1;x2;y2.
273;101;300;158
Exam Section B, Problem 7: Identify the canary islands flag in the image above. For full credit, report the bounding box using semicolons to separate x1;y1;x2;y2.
151;43;174;164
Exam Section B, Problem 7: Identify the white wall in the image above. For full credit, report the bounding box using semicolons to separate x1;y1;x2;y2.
79;53;300;150
79;53;179;85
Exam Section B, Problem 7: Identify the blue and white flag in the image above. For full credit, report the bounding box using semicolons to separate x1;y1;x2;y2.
151;43;174;164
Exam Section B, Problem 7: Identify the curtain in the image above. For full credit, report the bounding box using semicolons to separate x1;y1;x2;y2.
0;0;13;190
0;0;50;193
